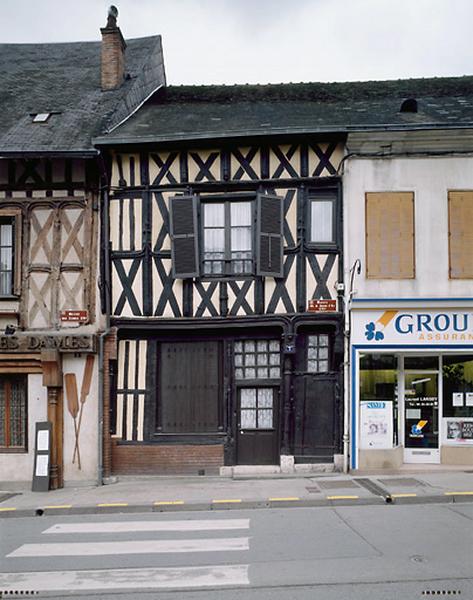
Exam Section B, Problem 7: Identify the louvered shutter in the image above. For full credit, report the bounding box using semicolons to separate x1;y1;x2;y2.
366;192;415;279
256;192;284;277
449;191;473;278
169;194;199;278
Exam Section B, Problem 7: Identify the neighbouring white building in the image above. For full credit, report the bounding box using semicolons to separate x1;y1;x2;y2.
345;125;473;470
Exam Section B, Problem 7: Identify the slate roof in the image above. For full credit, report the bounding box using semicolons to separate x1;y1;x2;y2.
0;36;165;155
94;76;473;145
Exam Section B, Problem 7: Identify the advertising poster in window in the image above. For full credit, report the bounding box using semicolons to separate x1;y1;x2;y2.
442;418;473;445
360;401;393;449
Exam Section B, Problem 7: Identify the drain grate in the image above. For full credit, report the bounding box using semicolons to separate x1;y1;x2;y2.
378;477;427;487
317;480;360;490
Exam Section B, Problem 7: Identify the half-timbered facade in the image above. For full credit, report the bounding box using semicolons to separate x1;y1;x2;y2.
0;9;165;486
96;86;347;475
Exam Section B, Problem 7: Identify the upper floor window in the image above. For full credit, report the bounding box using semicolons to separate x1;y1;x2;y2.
309;195;336;244
448;191;473;279
0;218;14;295
365;192;415;279
0;210;21;297
170;192;283;279
203;201;253;275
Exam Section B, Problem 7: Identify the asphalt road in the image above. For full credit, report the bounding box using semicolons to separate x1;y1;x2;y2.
0;503;473;599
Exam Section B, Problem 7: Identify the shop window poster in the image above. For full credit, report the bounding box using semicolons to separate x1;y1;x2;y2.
360;401;393;449
446;420;473;442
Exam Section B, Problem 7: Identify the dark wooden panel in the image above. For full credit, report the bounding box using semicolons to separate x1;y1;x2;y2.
159;340;221;433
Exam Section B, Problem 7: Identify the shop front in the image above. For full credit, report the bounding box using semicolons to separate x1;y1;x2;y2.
351;305;473;470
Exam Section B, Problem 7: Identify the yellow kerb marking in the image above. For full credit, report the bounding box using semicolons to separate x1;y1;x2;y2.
154;501;185;506
0;507;16;512
44;505;72;509
391;493;417;498
327;495;359;500
269;497;300;502
445;491;473;496
97;503;129;507
212;499;242;504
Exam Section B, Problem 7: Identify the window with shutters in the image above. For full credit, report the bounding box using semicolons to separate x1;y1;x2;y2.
0;210;22;296
170;192;283;279
366;192;415;279
0;376;27;452
202;200;253;275
448;191;473;278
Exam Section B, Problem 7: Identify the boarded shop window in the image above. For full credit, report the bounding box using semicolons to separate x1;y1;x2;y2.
365;192;415;279
159;341;221;433
448;191;473;278
0;376;27;451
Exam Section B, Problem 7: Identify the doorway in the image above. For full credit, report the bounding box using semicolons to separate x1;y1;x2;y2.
403;358;440;463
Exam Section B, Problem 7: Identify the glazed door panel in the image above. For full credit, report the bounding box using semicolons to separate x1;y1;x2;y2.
236;387;279;465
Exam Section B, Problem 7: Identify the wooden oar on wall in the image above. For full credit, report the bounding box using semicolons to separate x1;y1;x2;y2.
65;373;81;470
72;355;95;468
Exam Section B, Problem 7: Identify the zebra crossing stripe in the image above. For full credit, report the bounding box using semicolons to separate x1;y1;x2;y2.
43;518;250;534
7;537;250;557
0;565;250;592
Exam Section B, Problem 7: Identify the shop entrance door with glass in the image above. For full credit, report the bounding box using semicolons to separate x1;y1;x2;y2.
403;359;440;463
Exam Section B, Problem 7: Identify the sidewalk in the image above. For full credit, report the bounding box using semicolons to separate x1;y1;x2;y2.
2;468;473;518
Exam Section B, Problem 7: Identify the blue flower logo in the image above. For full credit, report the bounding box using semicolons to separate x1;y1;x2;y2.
364;322;384;341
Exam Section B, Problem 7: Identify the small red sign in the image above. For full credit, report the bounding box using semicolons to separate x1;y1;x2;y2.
60;310;89;323
308;300;337;313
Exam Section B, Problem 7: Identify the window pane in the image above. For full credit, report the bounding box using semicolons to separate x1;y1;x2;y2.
308;360;318;372
257;367;268;378
234;341;243;353
235;353;243;366
245;353;255;366
241;409;256;429
231;227;252;252
269;353;280;365
235;368;244;379
245;341;255;352
204;229;224;253
0;224;13;246
258;409;273;429
311;201;333;242
245;367;256;379
308;335;317;347
1;247;12;270
319;360;329;372
10;380;25;446
257;353;267;366
0;272;12;295
269;341;280;352
319;335;329;346
258;389;273;408
204;203;224;227
257;341;268;352
270;367;281;378
241;388;257;408
231;202;252;226
308;347;318;359
319;347;329;359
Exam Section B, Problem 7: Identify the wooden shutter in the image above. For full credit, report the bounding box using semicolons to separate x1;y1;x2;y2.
366;192;415;279
169;194;199;278
256;192;284;277
448;191;473;278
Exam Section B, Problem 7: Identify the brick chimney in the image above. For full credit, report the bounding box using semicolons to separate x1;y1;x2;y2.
100;6;127;91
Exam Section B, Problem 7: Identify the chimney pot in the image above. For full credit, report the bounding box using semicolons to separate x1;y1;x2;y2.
101;5;127;91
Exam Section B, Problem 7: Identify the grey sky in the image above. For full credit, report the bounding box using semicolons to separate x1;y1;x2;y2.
1;0;472;85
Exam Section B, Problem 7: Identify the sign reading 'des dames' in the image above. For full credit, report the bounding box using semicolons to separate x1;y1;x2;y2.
0;334;96;353
352;309;473;346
